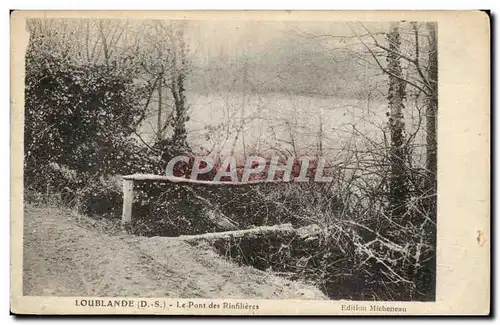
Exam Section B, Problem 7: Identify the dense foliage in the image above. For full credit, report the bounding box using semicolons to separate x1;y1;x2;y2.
24;35;166;223
24;38;152;187
24;20;436;302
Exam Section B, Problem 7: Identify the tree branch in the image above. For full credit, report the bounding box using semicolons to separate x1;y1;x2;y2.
347;23;429;95
360;22;431;92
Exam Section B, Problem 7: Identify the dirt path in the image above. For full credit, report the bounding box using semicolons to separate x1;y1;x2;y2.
22;205;326;300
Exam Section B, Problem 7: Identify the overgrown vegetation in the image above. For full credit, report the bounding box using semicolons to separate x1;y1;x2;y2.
24;19;436;302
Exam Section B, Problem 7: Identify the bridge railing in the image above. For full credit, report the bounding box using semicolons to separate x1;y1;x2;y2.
121;173;293;225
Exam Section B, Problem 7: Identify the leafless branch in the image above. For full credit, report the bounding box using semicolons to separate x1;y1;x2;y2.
346;23;430;95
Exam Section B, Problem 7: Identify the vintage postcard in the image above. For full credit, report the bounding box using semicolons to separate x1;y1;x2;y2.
10;10;490;315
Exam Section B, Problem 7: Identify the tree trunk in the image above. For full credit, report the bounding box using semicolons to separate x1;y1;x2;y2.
425;22;438;211
157;74;163;141
386;23;408;220
170;29;189;150
97;20;110;67
422;21;438;301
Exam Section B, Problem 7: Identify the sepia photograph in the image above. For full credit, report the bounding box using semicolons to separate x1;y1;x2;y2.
10;10;490;315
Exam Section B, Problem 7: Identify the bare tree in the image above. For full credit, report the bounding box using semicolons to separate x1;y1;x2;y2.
386;22;409;219
167;25;190;151
425;22;438;210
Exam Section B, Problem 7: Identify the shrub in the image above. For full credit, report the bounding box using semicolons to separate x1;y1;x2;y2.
24;36;150;192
